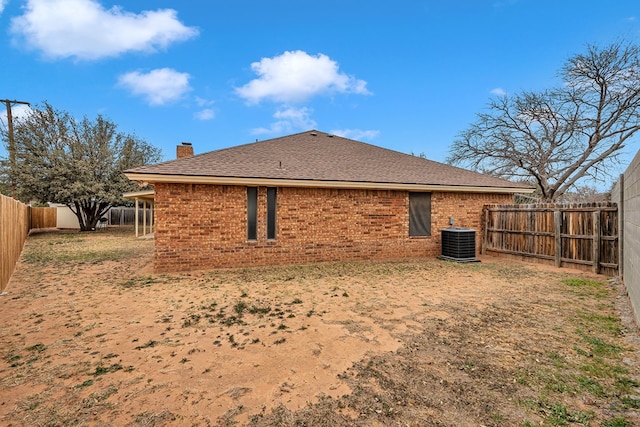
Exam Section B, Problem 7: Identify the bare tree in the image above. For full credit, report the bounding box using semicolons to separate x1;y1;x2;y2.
0;102;161;230
557;184;609;203
448;41;640;201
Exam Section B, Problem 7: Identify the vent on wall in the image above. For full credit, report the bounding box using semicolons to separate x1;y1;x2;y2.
440;227;480;262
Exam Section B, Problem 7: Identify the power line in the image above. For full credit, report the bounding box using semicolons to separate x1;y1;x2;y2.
1;99;31;198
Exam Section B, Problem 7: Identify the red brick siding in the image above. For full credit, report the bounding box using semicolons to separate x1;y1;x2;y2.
153;183;512;272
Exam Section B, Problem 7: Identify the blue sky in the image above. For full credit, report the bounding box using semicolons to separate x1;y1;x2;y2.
1;0;639;187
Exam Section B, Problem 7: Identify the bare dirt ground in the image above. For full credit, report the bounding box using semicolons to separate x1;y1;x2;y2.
0;228;639;426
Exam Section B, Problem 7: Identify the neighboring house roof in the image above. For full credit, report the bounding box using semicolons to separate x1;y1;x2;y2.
125;130;534;193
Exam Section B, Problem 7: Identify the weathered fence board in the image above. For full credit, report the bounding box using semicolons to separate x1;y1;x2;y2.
483;203;618;275
0;194;30;292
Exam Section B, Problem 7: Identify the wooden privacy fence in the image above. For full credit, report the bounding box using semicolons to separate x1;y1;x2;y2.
483;203;618;275
30;207;57;229
0;194;30;292
108;206;152;226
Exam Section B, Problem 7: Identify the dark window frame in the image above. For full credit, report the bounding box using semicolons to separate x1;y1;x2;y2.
267;187;277;240
409;192;431;237
247;187;258;240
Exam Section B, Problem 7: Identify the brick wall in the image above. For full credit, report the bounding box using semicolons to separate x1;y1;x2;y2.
153;183;512;272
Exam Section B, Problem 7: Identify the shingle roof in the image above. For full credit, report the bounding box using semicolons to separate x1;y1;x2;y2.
125;130;532;191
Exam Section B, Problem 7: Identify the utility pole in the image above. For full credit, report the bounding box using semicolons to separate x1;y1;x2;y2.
1;99;30;198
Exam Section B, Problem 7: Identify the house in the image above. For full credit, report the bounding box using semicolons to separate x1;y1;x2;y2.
124;130;534;272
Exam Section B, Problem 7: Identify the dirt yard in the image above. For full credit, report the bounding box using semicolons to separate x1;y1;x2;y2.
0;228;639;426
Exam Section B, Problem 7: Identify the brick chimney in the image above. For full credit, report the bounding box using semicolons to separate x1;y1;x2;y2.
177;142;194;159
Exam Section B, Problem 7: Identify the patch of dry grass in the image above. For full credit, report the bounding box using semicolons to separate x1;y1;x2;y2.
0;229;638;427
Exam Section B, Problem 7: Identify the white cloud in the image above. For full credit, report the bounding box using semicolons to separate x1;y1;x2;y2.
117;68;191;105
236;50;371;104
10;0;198;60
0;0;8;14
193;97;215;120
0;103;33;128
251;106;317;135
195;96;215;107
331;129;380;141
194;108;215;121
491;87;508;96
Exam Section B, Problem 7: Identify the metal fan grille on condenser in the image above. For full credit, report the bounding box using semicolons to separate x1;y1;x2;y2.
440;227;480;263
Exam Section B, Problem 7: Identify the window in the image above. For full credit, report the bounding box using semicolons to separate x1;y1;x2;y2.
247;187;277;241
409;192;431;236
247;187;257;240
267;187;277;239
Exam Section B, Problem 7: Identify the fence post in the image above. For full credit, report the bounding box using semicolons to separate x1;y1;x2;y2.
593;210;601;274
482;207;489;255
554;210;562;267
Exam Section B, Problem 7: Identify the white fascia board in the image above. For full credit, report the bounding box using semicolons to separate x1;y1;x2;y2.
123;189;155;199
124;173;535;194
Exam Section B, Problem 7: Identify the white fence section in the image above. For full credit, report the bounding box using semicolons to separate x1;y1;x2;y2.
55;205;80;229
612;149;640;327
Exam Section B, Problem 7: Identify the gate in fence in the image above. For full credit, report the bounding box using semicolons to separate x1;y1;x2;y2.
483;202;618;275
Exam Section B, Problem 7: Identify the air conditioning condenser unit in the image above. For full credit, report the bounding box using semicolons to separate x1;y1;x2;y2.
440;227;480;262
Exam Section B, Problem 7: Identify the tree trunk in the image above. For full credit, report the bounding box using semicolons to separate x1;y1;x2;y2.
71;201;88;231
68;200;111;231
